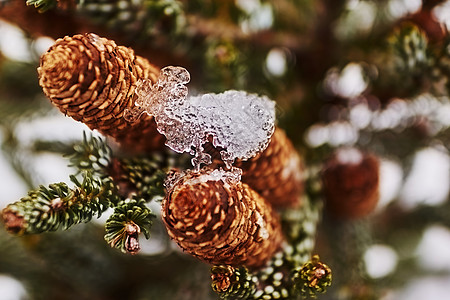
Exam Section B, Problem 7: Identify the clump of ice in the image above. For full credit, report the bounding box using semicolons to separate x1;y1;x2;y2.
125;66;276;170
164;167;243;192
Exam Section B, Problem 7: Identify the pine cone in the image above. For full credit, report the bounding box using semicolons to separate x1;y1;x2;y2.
104;198;155;255
389;23;429;74
321;148;380;219
235;127;304;208
211;265;256;299
292;255;332;298
38;33;165;152
162;168;284;269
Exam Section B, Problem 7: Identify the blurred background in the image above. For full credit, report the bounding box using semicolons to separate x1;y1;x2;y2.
0;0;450;299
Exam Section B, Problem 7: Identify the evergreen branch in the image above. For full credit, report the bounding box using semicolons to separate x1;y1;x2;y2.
1;172;119;235
104;198;155;254
247;198;322;299
76;0;185;39
251;251;295;299
26;0;57;12
106;155;168;201
68;133;168;200
281;166;323;267
210;251;333;300
68;132;111;176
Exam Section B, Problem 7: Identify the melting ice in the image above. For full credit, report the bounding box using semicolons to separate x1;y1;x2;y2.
124;66;276;170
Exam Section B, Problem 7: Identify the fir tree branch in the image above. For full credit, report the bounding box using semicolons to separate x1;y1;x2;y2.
68;132;111;175
1;132;169;257
68;132;169;201
1;172;119;235
106;155;168;201
281;166;324;267
75;0;185;42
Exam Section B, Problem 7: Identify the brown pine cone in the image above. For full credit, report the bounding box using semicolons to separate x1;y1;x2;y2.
38;33;165;152
235;127;304;208
321;148;380;219
162;168;284;269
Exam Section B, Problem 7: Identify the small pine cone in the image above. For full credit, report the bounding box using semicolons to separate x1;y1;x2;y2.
162;168;284;269
104;198;155;255
389;23;429;74
292;255;332;298
211;265;256;299
235;127;304;208
321;148;380;219
38;33;165;152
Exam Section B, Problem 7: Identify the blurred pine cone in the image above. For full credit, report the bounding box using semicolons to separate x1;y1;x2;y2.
162;168;284;269
236;127;304;208
38;33;165;152
321;148;380;219
211;265;256;299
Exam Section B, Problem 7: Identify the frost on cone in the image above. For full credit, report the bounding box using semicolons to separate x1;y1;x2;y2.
235;127;304;208
321;148;380;219
38;33;164;152
162;168;284;269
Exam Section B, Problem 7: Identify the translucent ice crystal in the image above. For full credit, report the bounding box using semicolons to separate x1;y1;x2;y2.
124;66;276;170
164;167;243;192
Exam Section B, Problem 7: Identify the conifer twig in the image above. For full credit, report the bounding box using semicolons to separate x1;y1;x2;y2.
2;172;119;235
